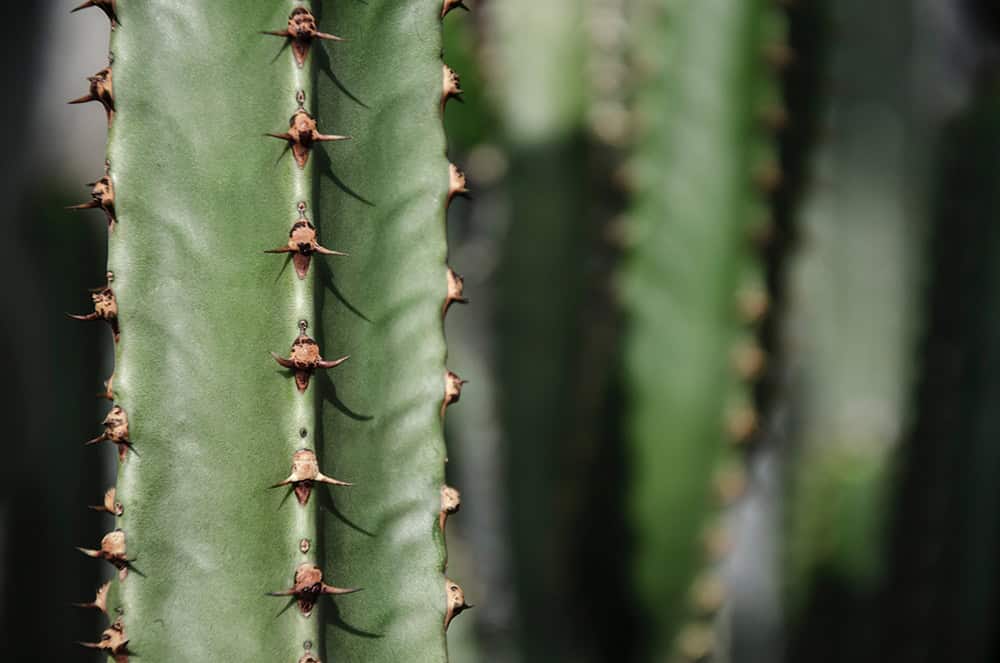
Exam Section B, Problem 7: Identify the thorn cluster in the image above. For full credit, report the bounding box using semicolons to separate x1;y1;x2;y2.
68;162;116;228
271;320;349;393
76;529;133;580
67;271;119;342
85;405;133;461
89;487;124;516
265;202;346;279
68;66;115;127
271;449;352;505
263;8;344;67
77;617;130;663
268;106;350;169
268;563;360;617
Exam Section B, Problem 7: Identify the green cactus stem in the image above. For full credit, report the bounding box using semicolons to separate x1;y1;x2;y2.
622;0;786;659
69;0;467;660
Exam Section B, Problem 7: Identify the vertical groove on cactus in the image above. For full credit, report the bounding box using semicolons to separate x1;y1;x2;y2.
622;0;786;659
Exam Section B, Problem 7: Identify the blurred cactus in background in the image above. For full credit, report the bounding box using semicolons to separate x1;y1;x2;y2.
622;0;785;660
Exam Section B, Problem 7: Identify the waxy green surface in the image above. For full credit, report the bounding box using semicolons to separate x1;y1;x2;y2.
101;1;450;660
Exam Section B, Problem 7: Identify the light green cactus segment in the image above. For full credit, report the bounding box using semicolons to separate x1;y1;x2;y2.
492;0;587;142
622;0;783;656
97;0;450;660
315;0;450;659
782;0;918;614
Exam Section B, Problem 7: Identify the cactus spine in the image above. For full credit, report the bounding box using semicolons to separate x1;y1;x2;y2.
622;0;786;659
70;1;468;660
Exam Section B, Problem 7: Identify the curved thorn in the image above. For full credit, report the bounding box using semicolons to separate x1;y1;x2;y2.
317;355;350;370
316;473;353;487
271;352;295;369
314;245;348;256
67;200;100;210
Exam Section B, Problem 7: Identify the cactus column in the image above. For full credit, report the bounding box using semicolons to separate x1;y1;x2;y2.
622;0;786;659
71;1;467;660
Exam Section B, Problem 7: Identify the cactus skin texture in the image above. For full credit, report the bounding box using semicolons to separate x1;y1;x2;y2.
73;0;463;660
623;0;784;659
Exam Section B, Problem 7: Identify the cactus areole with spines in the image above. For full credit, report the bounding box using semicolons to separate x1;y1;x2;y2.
69;1;470;660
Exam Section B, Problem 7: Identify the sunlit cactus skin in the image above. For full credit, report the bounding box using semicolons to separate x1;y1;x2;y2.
70;1;468;660
622;0;786;658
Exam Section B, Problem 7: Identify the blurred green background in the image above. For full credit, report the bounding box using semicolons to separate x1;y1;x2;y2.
8;0;1000;661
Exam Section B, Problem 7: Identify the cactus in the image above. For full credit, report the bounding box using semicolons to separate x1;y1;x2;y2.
622;0;786;659
69;1;468;660
780;1;922;655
